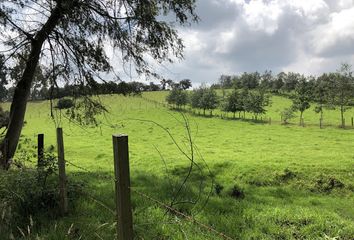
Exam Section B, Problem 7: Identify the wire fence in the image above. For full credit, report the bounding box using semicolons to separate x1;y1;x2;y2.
64;158;235;240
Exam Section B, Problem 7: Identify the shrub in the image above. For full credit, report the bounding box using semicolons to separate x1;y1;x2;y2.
56;98;74;109
0;150;80;239
280;107;296;124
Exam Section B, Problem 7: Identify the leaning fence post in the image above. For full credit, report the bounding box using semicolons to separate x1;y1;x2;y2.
113;134;133;240
57;128;68;216
37;134;44;168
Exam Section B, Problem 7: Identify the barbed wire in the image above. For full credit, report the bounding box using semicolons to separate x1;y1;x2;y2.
129;187;235;240
64;158;233;239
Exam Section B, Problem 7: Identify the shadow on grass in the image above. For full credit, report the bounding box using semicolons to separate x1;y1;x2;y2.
3;163;354;239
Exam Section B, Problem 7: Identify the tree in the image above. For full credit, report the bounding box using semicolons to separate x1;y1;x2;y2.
272;72;285;93
0;0;198;169
179;79;192;90
314;74;332;127
166;88;189;109
0;55;8;102
160;79;168;90
239;72;260;89
328;63;354;128
165;79;175;90
291;77;312;126
282;72;301;92
259;70;273;90
247;91;271;120
200;88;218;116
222;90;243;118
190;86;218;116
218;75;233;89
239;89;250;118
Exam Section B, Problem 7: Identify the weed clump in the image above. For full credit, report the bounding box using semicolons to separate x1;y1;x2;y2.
229;185;245;199
214;183;224;196
276;168;297;182
312;175;344;193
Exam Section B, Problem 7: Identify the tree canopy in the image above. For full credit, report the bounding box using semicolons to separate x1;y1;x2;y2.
0;0;199;169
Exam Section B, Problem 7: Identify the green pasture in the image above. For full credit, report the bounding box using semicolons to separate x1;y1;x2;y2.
143;91;354;127
1;92;354;239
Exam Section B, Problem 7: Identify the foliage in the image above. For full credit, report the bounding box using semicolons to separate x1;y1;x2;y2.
178;79;192;90
0;154;57;237
166;88;189;109
291;77;313;124
328;63;354;127
247;91;271;119
280;107;296;124
56;98;74;110
222;90;244;118
0;0;199;168
191;87;219;115
65;97;107;126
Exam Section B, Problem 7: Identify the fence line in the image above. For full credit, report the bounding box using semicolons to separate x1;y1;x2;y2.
130;187;235;240
33;129;234;239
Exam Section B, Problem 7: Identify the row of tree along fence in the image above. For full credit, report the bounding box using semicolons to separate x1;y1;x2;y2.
31;128;234;240
142;96;354;129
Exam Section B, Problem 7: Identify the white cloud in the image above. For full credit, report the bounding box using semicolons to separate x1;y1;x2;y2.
115;0;354;84
310;7;354;57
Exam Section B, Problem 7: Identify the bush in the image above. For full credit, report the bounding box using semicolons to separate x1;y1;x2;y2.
0;150;80;239
56;98;74;109
280;107;296;124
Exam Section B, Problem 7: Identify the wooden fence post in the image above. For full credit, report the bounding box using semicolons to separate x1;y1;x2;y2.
56;128;68;216
351;117;353;127
113;134;133;240
37;134;44;168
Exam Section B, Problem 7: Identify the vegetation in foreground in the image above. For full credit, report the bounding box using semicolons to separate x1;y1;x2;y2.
1;93;353;239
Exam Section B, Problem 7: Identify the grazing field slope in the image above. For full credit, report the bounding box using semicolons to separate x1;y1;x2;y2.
2;92;354;239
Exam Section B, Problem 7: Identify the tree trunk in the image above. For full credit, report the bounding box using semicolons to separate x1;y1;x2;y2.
299;111;303;126
340;105;345;128
0;6;62;169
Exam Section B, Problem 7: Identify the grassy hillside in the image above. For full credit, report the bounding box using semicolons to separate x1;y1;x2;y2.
143;91;354;127
1;92;354;239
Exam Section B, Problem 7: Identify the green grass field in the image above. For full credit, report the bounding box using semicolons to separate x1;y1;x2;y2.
2;92;354;239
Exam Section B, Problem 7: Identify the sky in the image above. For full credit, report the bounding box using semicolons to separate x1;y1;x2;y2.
150;0;354;85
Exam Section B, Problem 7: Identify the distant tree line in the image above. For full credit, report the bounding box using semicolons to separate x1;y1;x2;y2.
0;77;192;102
